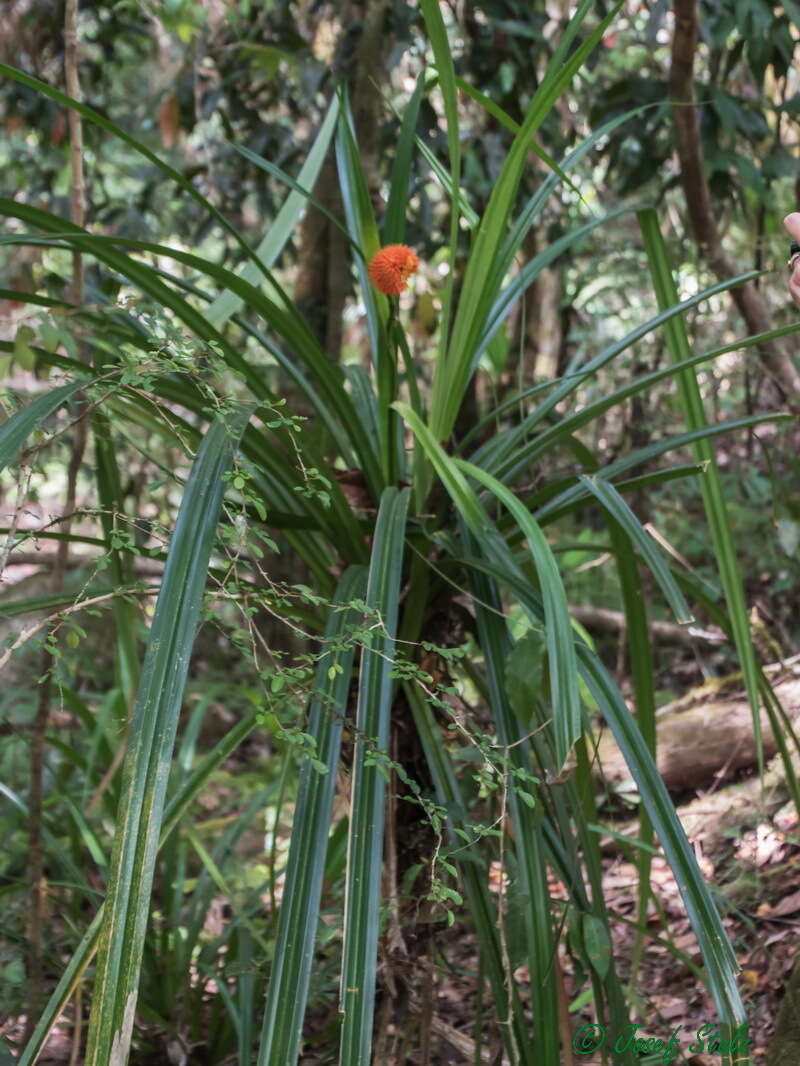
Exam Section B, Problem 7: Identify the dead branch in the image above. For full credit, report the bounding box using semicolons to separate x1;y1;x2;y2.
569;604;725;646
0;586;156;675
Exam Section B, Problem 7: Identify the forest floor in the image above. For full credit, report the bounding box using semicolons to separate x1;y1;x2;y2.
425;771;800;1066
3;754;798;1065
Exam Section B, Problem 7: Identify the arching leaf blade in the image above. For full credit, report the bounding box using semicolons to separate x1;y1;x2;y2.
84;405;254;1066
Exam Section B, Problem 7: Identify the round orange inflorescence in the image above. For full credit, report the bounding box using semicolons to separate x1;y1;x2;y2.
368;244;419;295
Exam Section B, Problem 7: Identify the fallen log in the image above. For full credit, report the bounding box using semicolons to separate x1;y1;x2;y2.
596;738;800;857
592;661;800;793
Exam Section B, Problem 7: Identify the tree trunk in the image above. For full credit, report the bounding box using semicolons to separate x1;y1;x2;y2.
294;0;392;360
293;153;348;358
670;0;800;406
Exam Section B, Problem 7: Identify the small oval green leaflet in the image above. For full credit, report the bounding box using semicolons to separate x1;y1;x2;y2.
582;912;612;980
14;324;37;371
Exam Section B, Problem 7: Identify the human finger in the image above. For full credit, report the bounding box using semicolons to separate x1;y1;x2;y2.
784;212;800;244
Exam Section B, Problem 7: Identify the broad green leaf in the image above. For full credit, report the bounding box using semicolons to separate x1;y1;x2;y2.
13;324;36;370
505;630;545;726
582;913;612;981
777;517;799;557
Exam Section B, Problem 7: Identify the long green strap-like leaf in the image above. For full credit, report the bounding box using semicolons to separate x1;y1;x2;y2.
0;206;382;499
483;269;766;480
462;536;559;1064
257;566;367;1066
393;403;582;771
534;412;791;524
384;73;428;247
0;381;85;473
92;411;140;705
339;488;409;1066
477;317;800;474
471;206;632;373
428;0;622;441
419;0;460;359
205;93;340;327
462;555;747;1061
334;91;403;485
401;681;537;1066
638;208;762;764
334;89;385;360
455;459;581;771
398;553;537;1066
578;474;692;623
605;517;657;1005
577;651;747;1064
396;398;584;771
84;405;253;1066
0;63;272;291
0;234;376;569
454;75;585;202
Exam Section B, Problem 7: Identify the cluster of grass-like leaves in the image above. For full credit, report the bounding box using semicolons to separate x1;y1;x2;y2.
2;3;799;1064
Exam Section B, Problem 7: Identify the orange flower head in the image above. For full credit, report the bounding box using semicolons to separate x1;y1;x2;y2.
368;244;419;295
